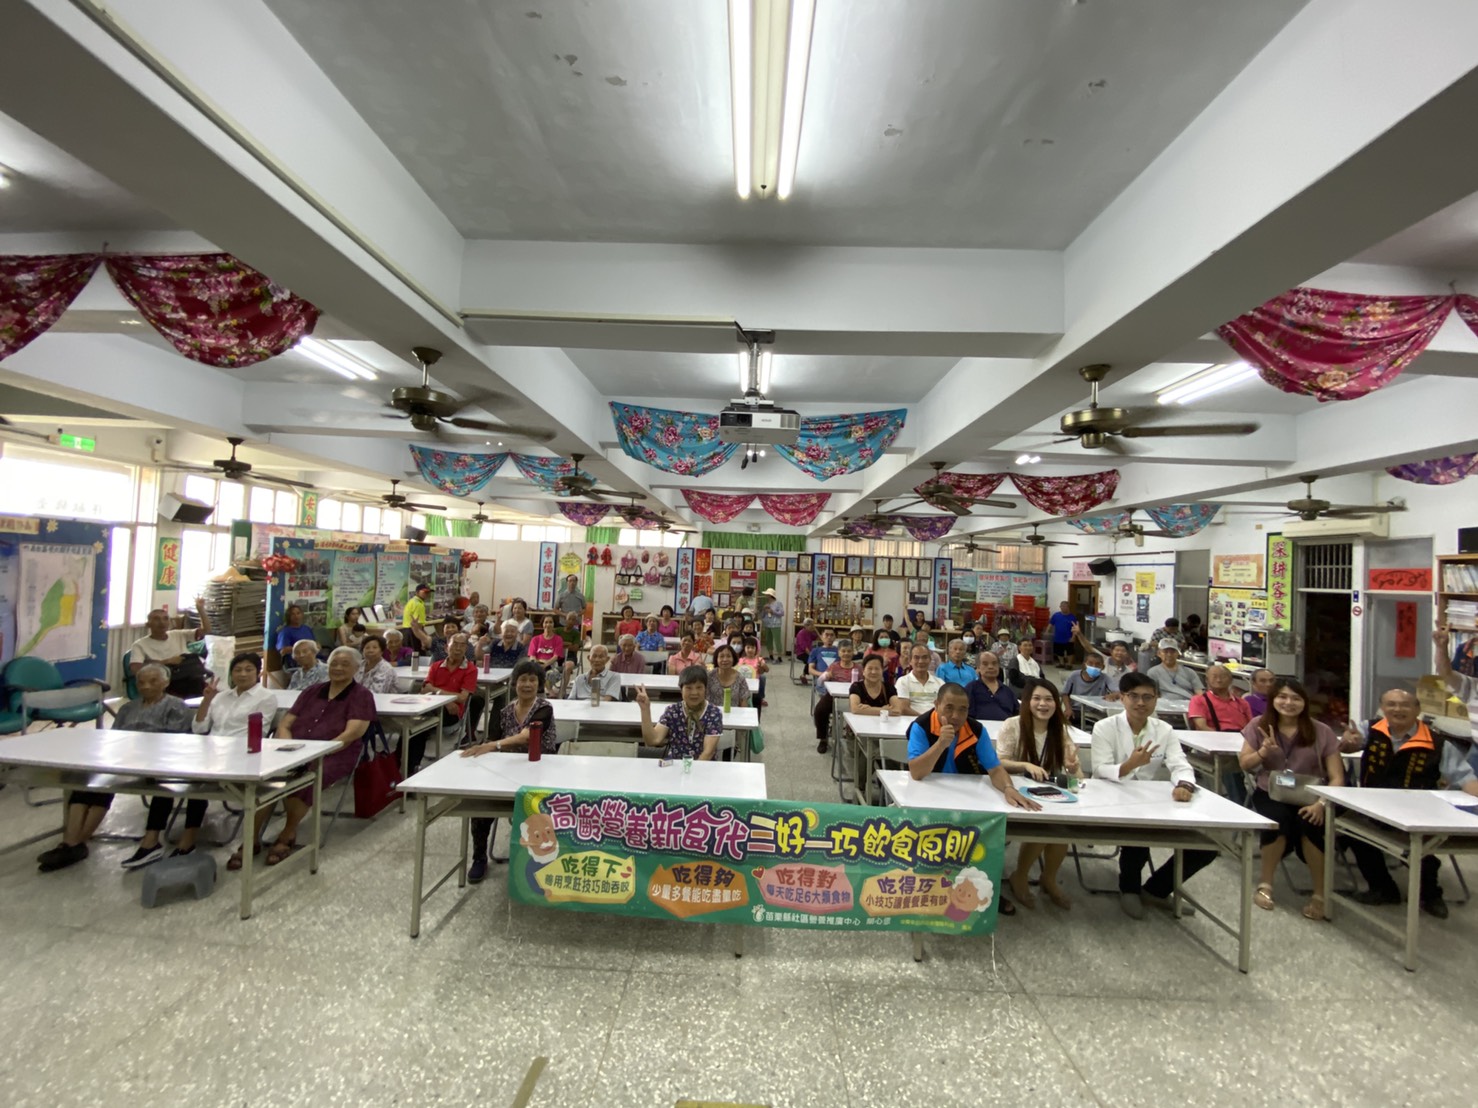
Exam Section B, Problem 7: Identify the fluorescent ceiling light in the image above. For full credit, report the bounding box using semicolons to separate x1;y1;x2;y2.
729;0;815;200
295;337;377;381
1014;453;1041;465
1156;362;1254;406
737;348;773;392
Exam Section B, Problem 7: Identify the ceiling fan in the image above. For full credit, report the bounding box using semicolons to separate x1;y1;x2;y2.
996;523;1078;548
1280;475;1407;522
1111;513;1175;548
336;478;443;512
943;535;1002;555
163;436;313;489
383;346;554;442
551;453;647;502
895;462;1017;516
1049;364;1259;454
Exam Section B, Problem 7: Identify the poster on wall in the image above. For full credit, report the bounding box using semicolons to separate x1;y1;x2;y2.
1212;553;1266;589
409;551;435;592
812;553;832;607
375;551;408;616
1207;587;1267;643
433;554;461;612
1266;534;1294;631
1008;573;1047;606
298;491;319;528
331;552;378;613
536;542;558;609
976;572;1011;605
507;788;1007;937
932;558;952;623
0;517;110;682
283;546;333;628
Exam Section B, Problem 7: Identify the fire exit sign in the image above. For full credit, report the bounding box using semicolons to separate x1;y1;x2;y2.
55;433;96;452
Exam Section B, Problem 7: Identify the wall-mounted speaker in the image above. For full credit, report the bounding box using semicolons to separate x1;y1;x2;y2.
1087;557;1117;576
403;525;428;542
158;493;214;525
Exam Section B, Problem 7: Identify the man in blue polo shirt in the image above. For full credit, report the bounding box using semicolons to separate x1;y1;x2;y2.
935;638;976;687
906;683;1041;810
1048;602;1078;666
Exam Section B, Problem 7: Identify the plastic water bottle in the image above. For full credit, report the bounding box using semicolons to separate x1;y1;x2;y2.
723;686;732;713
411;652;421;674
589;681;601;707
682;755;693;775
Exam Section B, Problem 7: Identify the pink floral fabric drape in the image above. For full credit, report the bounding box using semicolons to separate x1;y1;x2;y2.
757;493;830;526
1216;287;1478;403
1012;470;1120;516
913;472;1007;502
0;254;102;360
681;490;756;524
1386;453;1478;485
105;254;319;368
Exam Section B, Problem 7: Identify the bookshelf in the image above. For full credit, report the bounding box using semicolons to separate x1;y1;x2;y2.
1437;553;1478;675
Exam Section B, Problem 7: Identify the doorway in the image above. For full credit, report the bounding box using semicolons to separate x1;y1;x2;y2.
1299;593;1351;728
1069;581;1099;662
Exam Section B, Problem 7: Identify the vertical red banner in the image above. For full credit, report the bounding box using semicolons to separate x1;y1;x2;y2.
1394;601;1417;659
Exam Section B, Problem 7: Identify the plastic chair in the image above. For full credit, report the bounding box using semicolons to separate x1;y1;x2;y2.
4;656;105;728
566;740;637;758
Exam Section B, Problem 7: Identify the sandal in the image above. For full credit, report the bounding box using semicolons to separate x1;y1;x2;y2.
226;841;263;871
1302;895;1326;922
998;898;1016;916
1255;882;1275;911
1041;882;1072;910
265;838;297;866
1007;870;1036;909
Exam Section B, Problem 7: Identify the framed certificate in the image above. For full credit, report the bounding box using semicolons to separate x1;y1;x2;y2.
744;555;756;570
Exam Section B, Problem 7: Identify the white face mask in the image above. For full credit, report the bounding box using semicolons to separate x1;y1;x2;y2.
963;635;975;645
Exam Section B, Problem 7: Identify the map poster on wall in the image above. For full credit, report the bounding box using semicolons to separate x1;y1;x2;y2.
15;543;96;663
1266;534;1294;631
331;553;378;614
375;551;408;616
1212;553;1266;589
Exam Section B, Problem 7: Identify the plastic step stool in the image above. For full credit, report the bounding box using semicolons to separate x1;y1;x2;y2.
140;852;217;908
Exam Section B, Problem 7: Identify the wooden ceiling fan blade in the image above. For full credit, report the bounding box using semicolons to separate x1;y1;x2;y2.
445;416;555;442
255;473;316;490
1120;422;1259;438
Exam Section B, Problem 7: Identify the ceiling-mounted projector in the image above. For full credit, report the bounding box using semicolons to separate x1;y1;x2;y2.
718;397;801;444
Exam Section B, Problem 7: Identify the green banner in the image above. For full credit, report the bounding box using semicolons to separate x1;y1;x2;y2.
508;789;1006;935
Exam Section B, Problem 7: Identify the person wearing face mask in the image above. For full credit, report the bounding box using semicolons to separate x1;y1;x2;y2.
1060;651;1109;710
935;637;977;687
864;631;902;681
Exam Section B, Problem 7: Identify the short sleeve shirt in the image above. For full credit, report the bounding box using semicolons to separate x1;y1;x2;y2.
905;715;1001;775
849;680;896;709
707;672;751;709
658;701;724;759
895;672;943;713
287;681;377;741
287;661;330;691
1188;691;1253;732
1239;719;1340;792
114;694;193;734
1049;612;1077;642
131;629;196;664
497;697;558;754
425;659;478;717
402;595;428;629
272;624;316;658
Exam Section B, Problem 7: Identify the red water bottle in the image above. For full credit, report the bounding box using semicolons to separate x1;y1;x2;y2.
482;650;491;674
528;720;543;761
247;711;263;754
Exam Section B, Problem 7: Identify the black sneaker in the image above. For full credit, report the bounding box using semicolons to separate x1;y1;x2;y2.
120;844;164;870
38;842;88;872
1354;887;1401;906
817;741;829;754
169;847;195;858
467;858;488;884
1422;897;1449;920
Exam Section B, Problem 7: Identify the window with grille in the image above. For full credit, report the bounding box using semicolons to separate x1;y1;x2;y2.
819;537;924;558
1297;542;1353;591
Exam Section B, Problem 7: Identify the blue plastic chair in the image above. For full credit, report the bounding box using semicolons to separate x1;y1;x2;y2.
3;655;106;728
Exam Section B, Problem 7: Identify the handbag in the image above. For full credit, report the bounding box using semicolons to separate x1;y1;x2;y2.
749;726;765;755
1269;771;1321;808
353;727;402;819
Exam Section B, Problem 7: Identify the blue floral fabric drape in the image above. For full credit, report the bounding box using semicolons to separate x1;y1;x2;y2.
1145;503;1220;537
610;402;738;476
1065;512;1131;535
510;453;580;490
776;409;907;481
409;446;509;496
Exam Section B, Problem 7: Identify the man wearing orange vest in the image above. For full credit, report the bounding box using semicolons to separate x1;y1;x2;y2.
1345;689;1450;918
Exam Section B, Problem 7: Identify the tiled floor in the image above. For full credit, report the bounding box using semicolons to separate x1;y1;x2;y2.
2;664;1475;1106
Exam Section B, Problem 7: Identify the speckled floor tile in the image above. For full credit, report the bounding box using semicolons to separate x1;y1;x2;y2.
592;972;848;1108
828;982;1098;1107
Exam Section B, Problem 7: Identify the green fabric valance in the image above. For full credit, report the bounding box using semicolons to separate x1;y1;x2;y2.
700;531;807;552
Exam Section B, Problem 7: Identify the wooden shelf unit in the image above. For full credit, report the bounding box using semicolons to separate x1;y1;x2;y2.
1438;553;1478;636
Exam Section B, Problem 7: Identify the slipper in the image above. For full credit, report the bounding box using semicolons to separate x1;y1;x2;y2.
999;898;1017;916
226;841;263;871
265;839;297;866
1302;895;1326;922
1255;882;1275;911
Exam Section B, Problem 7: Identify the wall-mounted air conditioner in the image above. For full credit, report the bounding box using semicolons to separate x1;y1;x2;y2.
1281;514;1390;540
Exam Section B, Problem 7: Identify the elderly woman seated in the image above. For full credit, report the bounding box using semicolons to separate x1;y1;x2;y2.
611;634;649;675
227;646;376;870
383;628;411;666
36;664;194;873
279;639;328;690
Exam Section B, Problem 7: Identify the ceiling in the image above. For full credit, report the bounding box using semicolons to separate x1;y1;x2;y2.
262;0;1309;248
3;0;1478;541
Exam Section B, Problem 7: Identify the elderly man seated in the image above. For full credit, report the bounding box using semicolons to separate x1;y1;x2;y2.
420;633;484;764
1145;641;1203;699
35;664;194;874
129;603;212;697
610;634;649;676
281;639;329;690
569;643;622;702
228;646;375;870
1343;688;1460;918
1187;663;1254;801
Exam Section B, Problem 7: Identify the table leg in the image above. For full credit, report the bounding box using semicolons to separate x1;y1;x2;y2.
239;781;257;921
410;793;428;938
309;758;323;875
911;932;924;963
1322;799;1336;923
733;927;744;959
1172;849;1184;918
435;711;445;760
458;815;469;887
1238;829;1254;973
1404;832;1423;972
398;720;409;814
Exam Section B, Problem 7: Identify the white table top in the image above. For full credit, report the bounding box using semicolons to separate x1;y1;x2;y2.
618;673;679;690
842;711;913;739
1072;693;1190;718
878;770;1275;832
1309;785;1478;834
1174;728;1247;756
0;729;337;782
550;699;760;729
260;688;455;717
394;664;511;687
824;681;855;698
400;751;768;800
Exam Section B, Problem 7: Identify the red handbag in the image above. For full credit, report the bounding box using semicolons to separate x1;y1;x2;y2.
353;730;402;819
